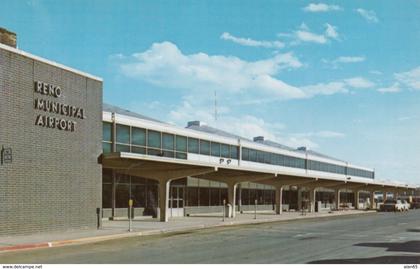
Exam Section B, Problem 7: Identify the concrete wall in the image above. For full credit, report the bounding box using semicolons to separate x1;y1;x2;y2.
0;47;102;235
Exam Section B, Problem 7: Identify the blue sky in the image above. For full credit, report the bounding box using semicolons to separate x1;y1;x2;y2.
2;0;419;185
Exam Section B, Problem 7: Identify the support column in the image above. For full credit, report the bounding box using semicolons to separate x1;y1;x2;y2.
309;188;316;213
297;187;303;210
111;170;116;219
335;189;341;210
227;183;237;218
275;186;283;214
237;183;242;213
355;190;360;209
158;179;172;222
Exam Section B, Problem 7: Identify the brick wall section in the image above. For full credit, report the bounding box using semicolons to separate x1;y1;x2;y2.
0;47;103;235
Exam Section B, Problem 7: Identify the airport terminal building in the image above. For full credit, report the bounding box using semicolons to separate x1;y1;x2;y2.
0;29;416;235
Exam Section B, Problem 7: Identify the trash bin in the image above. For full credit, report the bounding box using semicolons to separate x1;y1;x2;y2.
225;203;232;218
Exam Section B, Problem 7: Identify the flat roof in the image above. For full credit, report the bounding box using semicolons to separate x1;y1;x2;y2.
103;103;165;123
0;43;102;82
103;104;372;170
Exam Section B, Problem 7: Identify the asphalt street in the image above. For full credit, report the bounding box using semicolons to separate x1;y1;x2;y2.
1;210;420;264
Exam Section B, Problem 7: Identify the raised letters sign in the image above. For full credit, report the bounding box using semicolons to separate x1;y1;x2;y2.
34;81;86;132
1;146;12;165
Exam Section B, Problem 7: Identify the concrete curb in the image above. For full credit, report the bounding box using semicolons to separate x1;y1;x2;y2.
0;210;376;254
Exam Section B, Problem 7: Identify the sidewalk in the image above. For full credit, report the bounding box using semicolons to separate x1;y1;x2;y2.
0;210;375;253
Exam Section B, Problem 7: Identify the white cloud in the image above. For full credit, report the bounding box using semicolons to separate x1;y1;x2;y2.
220;32;285;49
344;77;375;88
302;81;347;96
324;23;339;39
322;56;365;69
293;23;338;44
295;30;327;44
370;70;383;75
168;97;319;149
118;41;305;99
303;3;342;12
395;66;420;90
377;82;401;93
316;131;345;138
356;8;379;23
302;77;375;96
335;56;365;63
397;116;416;121
116;42;377;104
295;131;345;138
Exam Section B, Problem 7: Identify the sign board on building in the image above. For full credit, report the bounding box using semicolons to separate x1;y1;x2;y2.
1;146;12;164
33;81;86;132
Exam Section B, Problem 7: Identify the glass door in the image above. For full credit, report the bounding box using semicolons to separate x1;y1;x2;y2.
170;186;185;217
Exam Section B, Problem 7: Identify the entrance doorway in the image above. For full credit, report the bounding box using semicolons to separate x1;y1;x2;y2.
170;185;185;217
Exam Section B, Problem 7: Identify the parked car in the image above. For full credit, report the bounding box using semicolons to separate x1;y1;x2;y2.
411;202;420;209
410;198;420;209
379;200;409;212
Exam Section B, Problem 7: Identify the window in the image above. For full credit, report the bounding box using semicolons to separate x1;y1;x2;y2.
278;155;285;166
241;188;249;205
256;189;264;204
116;183;129;208
148;130;161;149
103;142;112;153
102;169;113;183
210;188;221;206
273;154;280;165
249;149;257;162
257;151;264;163
264;152;271;164
147;148;162;156
176;136;187;152
116;124;130;144
221;188;228;204
187;187;199;206
132;184;146;208
102;183;112;208
163;150;174;158
297;158;305;169
249;189;257;202
176;152;187;159
103;122;112;142
230;146;238;159
200;140;210;155
263;190;274;205
131;146;146;154
132;127;146;146
199;188;209;206
116;144;130;152
221;144;230;158
162;133;174;150
211;142;220;157
242;148;249;161
188;138;199;154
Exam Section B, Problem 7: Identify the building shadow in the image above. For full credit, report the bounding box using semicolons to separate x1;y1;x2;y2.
309;255;420;264
354;241;420;253
309;240;420;264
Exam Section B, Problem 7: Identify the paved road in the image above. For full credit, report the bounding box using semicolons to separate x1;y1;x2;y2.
1;210;420;264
